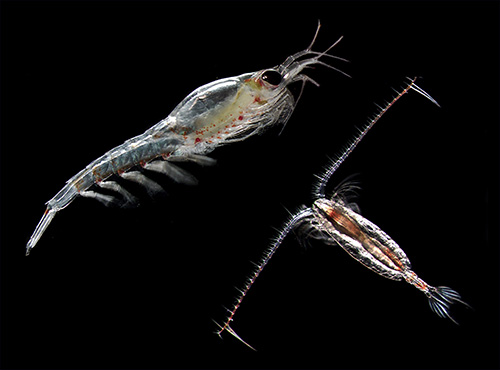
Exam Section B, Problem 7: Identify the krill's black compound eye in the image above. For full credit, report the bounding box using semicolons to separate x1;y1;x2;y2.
260;70;282;86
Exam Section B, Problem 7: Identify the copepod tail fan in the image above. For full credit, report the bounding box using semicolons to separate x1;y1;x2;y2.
427;286;471;325
26;207;57;256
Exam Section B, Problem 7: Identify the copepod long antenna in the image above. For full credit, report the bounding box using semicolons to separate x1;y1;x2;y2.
26;208;57;256
216;207;315;349
313;77;439;199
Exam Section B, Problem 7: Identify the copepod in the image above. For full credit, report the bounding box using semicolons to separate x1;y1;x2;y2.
217;78;469;350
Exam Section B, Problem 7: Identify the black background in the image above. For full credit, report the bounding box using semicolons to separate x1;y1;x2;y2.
1;1;498;369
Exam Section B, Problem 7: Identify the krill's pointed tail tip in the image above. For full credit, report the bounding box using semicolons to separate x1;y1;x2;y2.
26;238;36;256
25;207;57;257
26;237;39;255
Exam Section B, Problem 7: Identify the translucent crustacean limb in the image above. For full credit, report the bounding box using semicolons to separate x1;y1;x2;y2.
217;78;468;349
26;22;347;255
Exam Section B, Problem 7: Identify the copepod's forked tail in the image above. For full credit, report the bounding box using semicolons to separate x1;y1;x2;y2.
26;207;57;256
404;271;470;324
426;286;471;325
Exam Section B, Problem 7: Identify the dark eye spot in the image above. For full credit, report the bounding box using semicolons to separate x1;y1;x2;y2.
261;70;282;86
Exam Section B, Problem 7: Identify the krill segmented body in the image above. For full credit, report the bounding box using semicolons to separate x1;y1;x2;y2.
26;23;346;255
